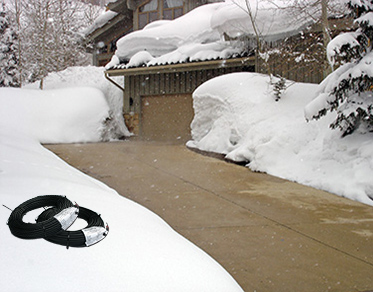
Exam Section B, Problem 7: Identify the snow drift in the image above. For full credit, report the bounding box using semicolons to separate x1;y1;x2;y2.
188;72;373;206
0;87;109;143
25;66;131;139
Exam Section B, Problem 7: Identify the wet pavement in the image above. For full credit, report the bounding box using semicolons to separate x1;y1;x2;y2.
45;140;373;292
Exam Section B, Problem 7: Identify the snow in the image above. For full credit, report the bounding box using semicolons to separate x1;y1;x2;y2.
355;11;373;26
82;9;117;36
107;0;311;69
348;0;373;10
327;31;361;65
0;87;109;143
127;50;154;68
24;66;131;139
304;62;355;120
187;72;373;206
305;49;373;122
0;86;243;291
211;0;312;41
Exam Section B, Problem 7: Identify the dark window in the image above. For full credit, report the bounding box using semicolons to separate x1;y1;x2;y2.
149;11;158;23
138;0;159;29
162;0;183;20
139;13;148;29
174;7;183;18
138;0;184;29
163;9;172;20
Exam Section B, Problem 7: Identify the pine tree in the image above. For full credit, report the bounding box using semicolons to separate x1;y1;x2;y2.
0;3;19;87
305;0;373;136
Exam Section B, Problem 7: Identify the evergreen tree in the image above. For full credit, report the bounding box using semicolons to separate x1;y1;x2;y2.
305;0;373;136
0;3;19;87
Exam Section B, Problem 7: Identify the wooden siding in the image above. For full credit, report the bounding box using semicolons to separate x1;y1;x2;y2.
124;66;253;113
258;56;324;84
121;64;254;139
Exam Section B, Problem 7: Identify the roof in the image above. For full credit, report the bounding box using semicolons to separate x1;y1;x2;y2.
105;56;255;76
83;0;132;40
105;0;314;72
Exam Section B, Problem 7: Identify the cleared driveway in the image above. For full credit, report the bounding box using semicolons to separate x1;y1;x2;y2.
45;141;373;292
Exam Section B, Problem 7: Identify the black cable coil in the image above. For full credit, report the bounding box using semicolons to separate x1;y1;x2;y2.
36;206;108;248
7;195;76;240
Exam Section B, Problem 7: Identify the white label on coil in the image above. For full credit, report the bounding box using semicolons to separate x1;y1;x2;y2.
54;207;79;230
82;226;107;246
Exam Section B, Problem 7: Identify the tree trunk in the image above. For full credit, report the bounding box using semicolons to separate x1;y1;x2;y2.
321;0;332;77
14;0;23;87
39;0;51;90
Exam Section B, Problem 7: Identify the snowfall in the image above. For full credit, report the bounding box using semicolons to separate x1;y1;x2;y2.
1;0;373;291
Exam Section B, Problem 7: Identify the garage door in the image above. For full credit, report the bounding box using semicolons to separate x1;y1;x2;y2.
141;94;194;143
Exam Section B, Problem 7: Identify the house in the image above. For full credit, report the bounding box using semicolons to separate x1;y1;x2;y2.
85;0;254;143
85;0;215;67
84;1;133;66
85;0;350;143
106;57;254;142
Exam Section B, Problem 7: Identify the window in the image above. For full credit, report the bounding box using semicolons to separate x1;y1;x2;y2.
138;0;184;29
139;0;158;29
162;0;183;20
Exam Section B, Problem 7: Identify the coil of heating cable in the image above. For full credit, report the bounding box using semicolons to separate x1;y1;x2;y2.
36;206;109;248
7;195;79;240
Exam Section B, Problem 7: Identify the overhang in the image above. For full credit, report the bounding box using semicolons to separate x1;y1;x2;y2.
107;0;128;13
86;13;129;42
105;56;255;77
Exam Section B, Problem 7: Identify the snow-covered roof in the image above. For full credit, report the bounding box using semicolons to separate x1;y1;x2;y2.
83;10;118;36
105;0;314;70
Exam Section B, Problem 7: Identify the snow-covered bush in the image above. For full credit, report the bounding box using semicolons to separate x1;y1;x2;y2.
305;0;373;136
270;75;287;101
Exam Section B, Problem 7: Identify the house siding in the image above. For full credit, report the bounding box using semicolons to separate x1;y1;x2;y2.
123;64;254;139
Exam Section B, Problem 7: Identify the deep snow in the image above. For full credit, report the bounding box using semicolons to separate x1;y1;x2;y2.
0;87;243;292
188;72;373;206
25;66;131;140
105;0;313;70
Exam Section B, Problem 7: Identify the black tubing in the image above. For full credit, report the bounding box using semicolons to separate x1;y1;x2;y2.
36;206;107;248
7;195;74;240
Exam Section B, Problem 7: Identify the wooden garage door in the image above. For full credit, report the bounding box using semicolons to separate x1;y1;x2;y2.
141;94;194;143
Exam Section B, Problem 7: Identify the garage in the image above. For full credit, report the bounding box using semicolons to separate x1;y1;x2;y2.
104;57;255;143
141;94;194;143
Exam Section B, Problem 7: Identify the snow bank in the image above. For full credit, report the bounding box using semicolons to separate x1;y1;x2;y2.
188;72;373;206
0;88;243;292
0;87;110;143
25;66;131;139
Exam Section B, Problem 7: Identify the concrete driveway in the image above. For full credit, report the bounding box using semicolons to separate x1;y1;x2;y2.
45;141;373;292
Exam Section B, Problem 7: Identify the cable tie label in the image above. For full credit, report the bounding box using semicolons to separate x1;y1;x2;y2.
54;207;79;230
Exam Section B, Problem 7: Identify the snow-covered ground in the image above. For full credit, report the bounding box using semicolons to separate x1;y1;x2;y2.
187;72;373;206
0;86;243;292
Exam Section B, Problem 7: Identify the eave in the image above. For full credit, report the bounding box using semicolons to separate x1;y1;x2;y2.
105;56;255;77
86;13;130;42
107;0;128;13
